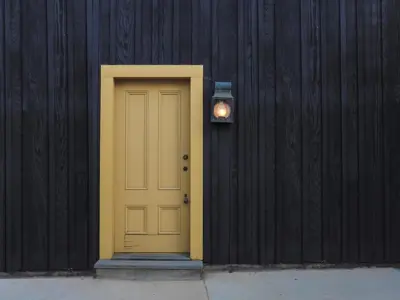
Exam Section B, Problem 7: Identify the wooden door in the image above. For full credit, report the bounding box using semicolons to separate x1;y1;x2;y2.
114;80;190;253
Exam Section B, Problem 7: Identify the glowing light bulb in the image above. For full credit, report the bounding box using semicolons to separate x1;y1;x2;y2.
217;105;227;117
213;101;231;119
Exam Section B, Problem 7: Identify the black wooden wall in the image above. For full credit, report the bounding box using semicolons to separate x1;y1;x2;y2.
1;0;400;272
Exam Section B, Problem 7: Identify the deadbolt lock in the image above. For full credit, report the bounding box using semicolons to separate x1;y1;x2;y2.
183;194;189;204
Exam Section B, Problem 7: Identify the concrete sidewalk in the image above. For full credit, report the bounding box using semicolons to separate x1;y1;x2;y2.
1;268;400;300
205;268;400;300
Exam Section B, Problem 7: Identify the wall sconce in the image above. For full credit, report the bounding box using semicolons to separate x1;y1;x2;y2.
211;82;234;123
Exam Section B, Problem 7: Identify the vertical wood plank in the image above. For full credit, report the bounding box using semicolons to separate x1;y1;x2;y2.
0;0;5;272
357;0;384;263
158;0;173;64
340;0;359;263
133;0;143;63
172;0;179;64
151;0;159;64
177;0;191;64
382;0;400;262
67;0;89;270
275;0;302;263
210;0;238;264
4;0;22;272
321;0;342;263
139;0;152;64
237;0;246;264
47;0;69;270
87;0;100;268
300;0;322;263
116;0;135;64
225;0;239;264
21;0;49;270
257;0;276;265
209;0;219;265
110;0;116;64
100;0;111;64
238;0;259;264
192;0;212;263
250;0;259;264
66;0;76;268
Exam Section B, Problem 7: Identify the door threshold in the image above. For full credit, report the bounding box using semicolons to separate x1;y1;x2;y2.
112;253;191;261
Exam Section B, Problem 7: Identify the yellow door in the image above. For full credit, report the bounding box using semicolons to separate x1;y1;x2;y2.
114;80;190;253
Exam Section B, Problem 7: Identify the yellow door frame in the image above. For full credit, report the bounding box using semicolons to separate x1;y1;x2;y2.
99;65;203;261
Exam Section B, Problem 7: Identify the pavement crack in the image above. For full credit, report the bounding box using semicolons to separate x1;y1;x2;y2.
202;277;210;300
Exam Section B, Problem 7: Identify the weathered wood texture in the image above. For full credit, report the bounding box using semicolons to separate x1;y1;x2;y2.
1;0;400;271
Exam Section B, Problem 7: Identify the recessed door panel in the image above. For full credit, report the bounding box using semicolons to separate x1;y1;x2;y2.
158;91;181;190
125;92;148;190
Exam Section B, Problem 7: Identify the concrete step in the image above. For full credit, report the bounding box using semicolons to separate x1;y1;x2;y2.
111;253;190;261
94;258;203;281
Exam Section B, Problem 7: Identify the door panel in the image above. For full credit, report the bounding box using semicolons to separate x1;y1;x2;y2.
158;92;181;190
114;80;190;253
125;91;148;190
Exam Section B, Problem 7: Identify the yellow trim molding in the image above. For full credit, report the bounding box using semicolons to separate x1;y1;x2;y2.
99;65;203;261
